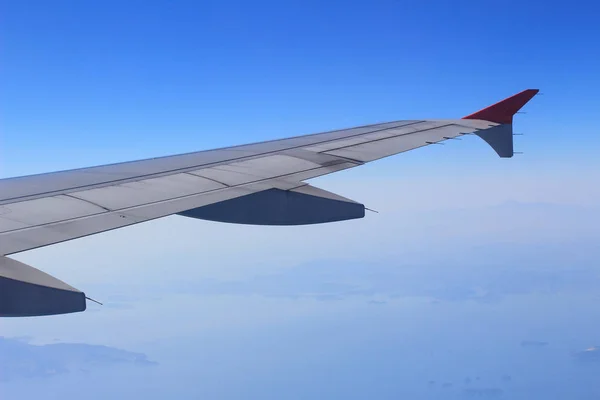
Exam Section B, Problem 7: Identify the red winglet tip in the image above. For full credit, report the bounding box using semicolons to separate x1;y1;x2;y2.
462;89;539;124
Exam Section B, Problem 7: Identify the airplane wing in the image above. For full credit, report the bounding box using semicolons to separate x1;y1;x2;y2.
0;89;539;317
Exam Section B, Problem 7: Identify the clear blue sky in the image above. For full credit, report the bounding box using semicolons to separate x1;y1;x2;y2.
2;0;599;176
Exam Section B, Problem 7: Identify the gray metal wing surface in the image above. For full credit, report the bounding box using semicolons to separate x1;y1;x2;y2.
0;89;539;316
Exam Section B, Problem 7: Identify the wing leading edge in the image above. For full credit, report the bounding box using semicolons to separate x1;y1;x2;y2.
0;89;539;317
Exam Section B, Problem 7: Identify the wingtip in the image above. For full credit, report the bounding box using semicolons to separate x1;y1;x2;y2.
462;89;539;124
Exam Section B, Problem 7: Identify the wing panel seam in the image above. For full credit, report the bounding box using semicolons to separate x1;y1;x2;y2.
63;194;112;212
0;162;355;236
0;121;425;205
183;172;230;187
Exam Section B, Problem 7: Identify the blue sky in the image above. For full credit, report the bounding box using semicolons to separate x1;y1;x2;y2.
2;1;600;399
2;0;599;175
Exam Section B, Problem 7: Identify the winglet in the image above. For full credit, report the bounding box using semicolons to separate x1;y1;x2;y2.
462;89;539;124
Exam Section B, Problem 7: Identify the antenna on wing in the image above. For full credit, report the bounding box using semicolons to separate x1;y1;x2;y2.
85;296;103;306
365;207;379;214
443;136;462;140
